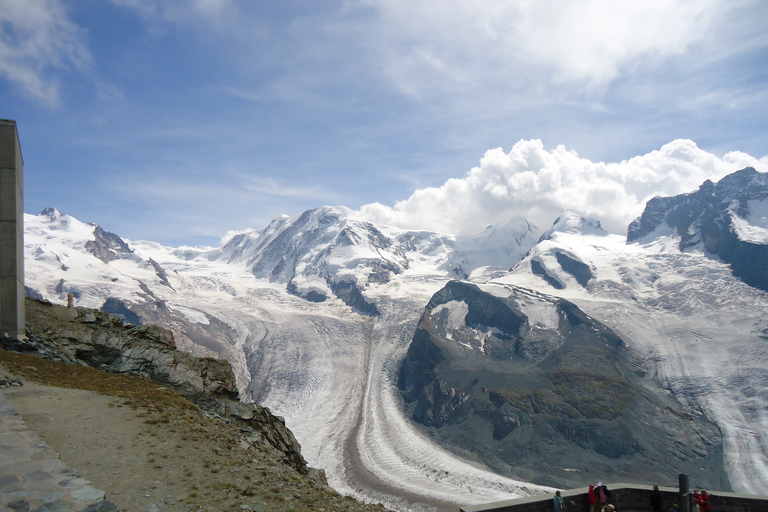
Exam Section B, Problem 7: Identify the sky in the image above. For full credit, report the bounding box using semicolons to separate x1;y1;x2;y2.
2;0;768;246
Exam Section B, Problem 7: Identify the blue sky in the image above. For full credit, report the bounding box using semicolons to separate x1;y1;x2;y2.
2;0;768;246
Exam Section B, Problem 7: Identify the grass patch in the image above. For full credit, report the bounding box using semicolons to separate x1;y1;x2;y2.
488;387;534;413
549;369;634;420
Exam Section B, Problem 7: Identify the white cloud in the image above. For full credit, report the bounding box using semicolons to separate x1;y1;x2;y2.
110;0;236;26
0;0;91;106
356;0;723;93
358;139;768;236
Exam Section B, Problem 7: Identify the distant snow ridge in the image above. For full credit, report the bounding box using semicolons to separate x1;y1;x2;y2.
540;211;608;241
209;206;541;312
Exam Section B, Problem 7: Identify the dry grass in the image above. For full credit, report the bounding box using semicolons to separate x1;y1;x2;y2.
0;350;391;512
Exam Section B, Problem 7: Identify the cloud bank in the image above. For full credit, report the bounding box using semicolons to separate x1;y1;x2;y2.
358;139;768;236
359;0;722;94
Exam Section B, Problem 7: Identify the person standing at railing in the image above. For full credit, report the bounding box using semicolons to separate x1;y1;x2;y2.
691;490;701;512
554;490;565;512
651;484;664;512
698;490;711;512
587;483;597;512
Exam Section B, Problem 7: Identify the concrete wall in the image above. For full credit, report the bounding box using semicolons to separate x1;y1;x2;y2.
461;484;768;512
0;119;24;339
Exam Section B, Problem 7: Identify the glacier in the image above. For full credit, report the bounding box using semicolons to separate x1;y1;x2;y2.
21;193;768;510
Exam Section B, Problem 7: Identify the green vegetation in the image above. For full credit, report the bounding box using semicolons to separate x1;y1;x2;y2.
489;387;534;413
549;369;634;420
487;345;635;421
532;388;581;418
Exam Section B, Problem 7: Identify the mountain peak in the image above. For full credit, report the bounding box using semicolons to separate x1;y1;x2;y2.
627;167;768;290
540;211;607;241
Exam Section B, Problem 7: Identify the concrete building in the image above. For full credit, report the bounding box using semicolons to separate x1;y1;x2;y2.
0;119;24;339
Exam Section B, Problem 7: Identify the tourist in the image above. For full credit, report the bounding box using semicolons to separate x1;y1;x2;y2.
554;490;565;512
699;490;711;512
597;482;611;505
691;490;701;512
588;483;597;512
651;484;663;512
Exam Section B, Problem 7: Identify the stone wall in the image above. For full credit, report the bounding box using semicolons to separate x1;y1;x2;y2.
461;485;768;512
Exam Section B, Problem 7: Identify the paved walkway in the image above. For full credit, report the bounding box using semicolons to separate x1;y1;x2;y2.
0;388;118;512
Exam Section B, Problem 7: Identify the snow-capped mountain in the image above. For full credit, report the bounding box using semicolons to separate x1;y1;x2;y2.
20;167;768;510
24;205;545;511
628;167;768;290
209;205;541;310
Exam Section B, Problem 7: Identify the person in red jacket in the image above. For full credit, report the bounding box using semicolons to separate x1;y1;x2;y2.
698;490;711;512
588;484;597;512
691;490;701;512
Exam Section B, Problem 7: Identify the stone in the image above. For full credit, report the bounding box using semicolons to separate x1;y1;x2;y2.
70;486;105;502
77;501;119;512
58;478;90;488
23;471;52;482
0;474;20;487
40;491;67;502
31;501;73;512
8;499;30;512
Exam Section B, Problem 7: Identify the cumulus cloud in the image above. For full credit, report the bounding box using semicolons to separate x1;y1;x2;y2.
0;0;91;106
358;139;768;236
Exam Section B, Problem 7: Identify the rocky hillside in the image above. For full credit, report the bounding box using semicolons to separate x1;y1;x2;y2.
6;298;312;476
398;280;728;489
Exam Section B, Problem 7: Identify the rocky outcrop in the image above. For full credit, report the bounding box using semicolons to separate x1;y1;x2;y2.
23;298;236;400
398;281;726;489
628;167;768;291
5;298;314;477
84;225;134;263
329;279;379;316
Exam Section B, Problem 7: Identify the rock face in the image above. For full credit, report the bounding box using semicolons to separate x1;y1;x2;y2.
398;280;727;489
7;298;314;477
24;298;237;400
628;167;768;291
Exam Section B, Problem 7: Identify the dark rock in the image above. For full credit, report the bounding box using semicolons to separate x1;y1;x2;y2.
32;500;72;511
25;286;45;301
398;280;726;490
77;500;120;512
85;225;133;263
329;280;379;317
555;251;592;287
100;298;142;325
23;298;237;401
0;475;20;486
628;167;768;291
147;258;173;289
531;258;564;289
8;499;29;512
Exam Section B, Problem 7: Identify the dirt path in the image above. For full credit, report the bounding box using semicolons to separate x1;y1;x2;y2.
0;353;391;512
4;381;193;511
